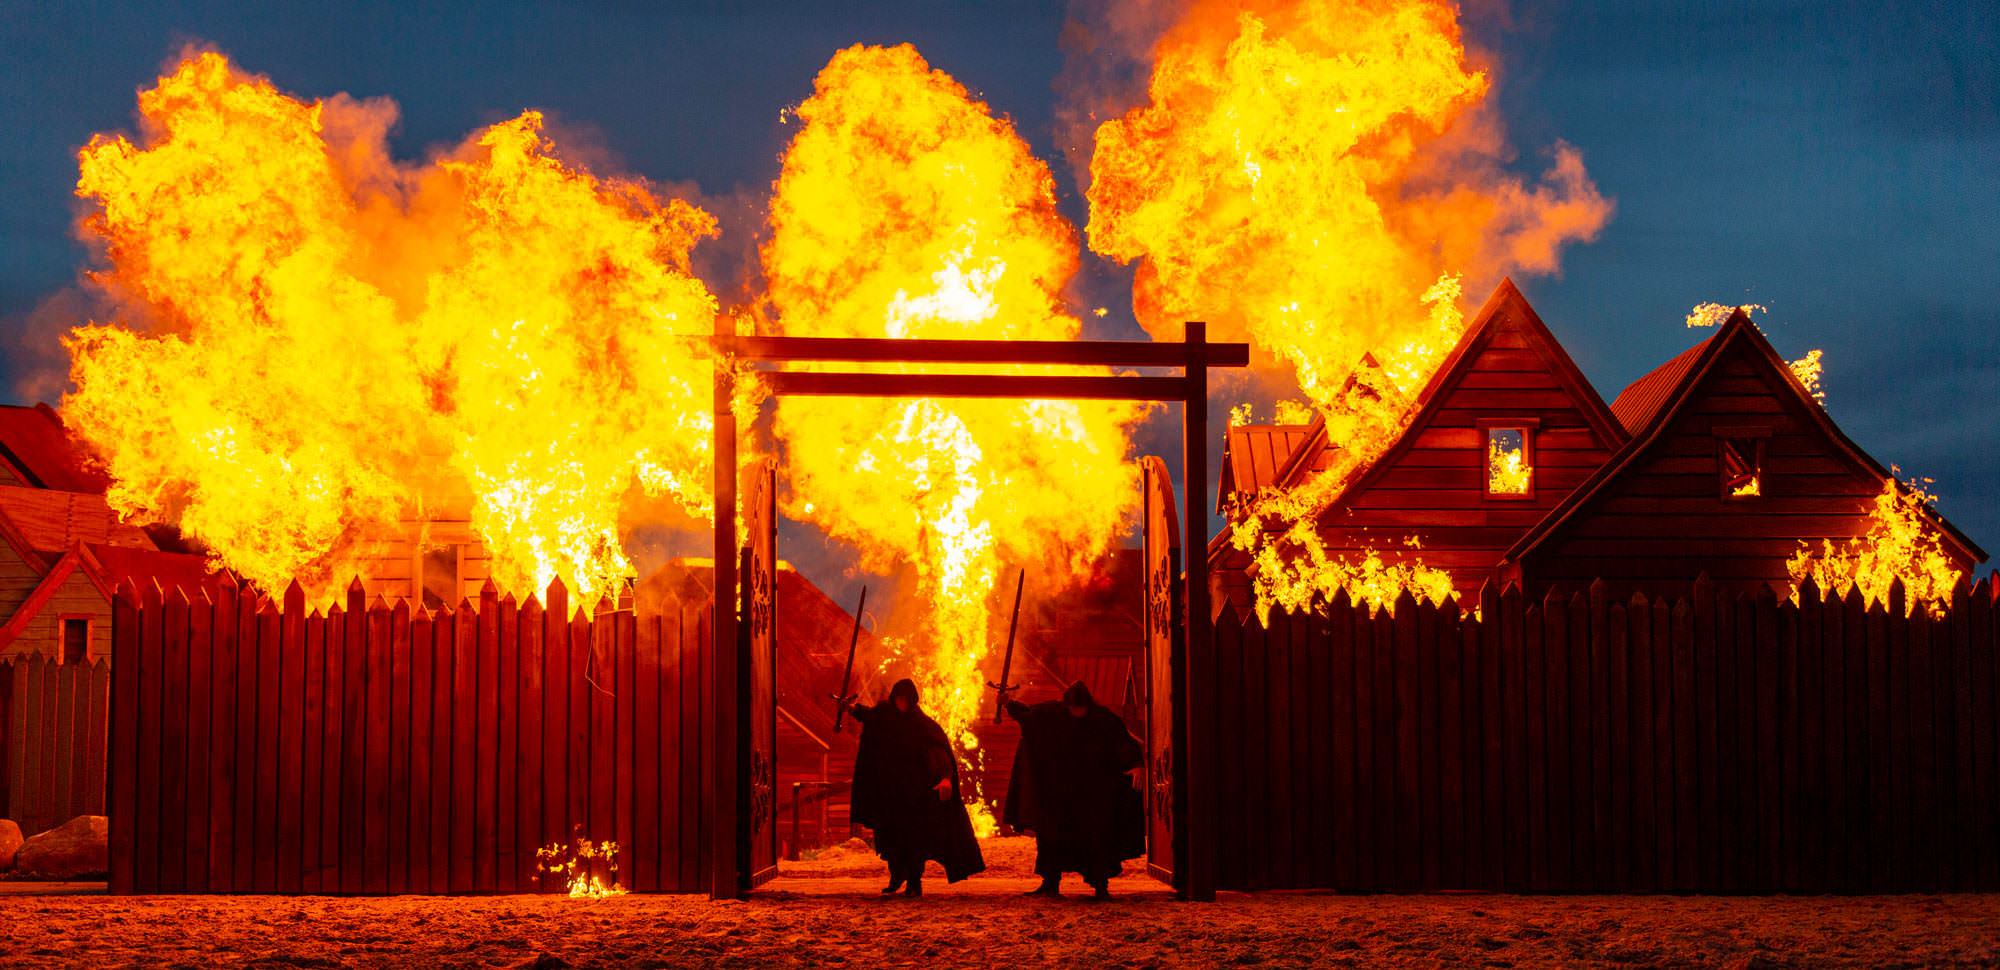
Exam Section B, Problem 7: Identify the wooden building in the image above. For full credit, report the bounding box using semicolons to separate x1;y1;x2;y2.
1213;286;1986;609
1499;307;1985;597
1211;279;1628;609
0;406;216;665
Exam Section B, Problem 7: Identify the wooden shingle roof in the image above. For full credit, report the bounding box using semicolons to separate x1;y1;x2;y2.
1216;423;1314;512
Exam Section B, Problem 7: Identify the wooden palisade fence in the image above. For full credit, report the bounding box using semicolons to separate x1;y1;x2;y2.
0;656;110;837
108;577;713;894
1206;574;2000;893
108;571;2000;895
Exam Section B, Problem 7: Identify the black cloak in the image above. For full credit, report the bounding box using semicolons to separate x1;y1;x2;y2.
1003;682;1145;881
849;679;986;882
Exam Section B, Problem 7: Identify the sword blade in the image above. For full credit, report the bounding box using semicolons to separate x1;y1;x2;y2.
832;585;866;733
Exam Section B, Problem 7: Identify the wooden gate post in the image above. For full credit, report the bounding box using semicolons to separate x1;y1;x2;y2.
710;325;741;900
1181;321;1218;901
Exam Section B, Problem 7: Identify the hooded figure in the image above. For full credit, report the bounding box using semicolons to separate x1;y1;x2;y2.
849;678;985;895
1004;681;1145;898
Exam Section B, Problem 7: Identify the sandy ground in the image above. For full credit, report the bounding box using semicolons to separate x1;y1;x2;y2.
3;837;1999;968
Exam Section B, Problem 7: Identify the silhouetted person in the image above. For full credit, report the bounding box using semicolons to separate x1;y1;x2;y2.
1004;681;1145;899
848;678;985;896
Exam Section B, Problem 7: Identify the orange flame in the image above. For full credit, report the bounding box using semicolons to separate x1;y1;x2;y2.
760;45;1145;771
1087;0;1610;617
1788;474;1965;618
61;52;724;603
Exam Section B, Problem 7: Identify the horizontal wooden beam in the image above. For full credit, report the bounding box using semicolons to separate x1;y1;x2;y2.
721;334;1249;369
760;371;1197;401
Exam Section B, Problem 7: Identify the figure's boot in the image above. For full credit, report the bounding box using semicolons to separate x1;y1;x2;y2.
903;870;923;897
1088;877;1111;901
1025;875;1060;897
882;860;906;896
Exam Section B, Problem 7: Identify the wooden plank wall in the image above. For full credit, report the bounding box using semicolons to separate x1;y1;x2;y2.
1208;574;2000;893
0;655;109;837
107;578;712;895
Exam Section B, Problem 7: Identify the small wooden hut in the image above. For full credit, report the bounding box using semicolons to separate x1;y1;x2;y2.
1210;279;1628;609
1499;307;1985;598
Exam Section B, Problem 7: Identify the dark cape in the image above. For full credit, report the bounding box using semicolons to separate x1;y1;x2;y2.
849;686;985;882
1003;696;1145;880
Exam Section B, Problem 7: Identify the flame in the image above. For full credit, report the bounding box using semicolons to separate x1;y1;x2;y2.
1486;437;1531;495
1685;302;1826;404
1788;348;1825;403
1788;474;1965;618
1087;0;1610;617
1686;301;1766;328
760;45;1145;771
536;838;626;898
60;52;723;603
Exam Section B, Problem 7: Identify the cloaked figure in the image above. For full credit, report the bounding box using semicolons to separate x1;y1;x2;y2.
1004;681;1145;899
848;678;985;896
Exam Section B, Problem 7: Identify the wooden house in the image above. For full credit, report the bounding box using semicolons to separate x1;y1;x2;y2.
1210;279;1629;609
0;406;216;665
1498;308;1985;597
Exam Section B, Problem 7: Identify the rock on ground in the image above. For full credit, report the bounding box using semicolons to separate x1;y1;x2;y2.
12;815;107;880
0;819;22;872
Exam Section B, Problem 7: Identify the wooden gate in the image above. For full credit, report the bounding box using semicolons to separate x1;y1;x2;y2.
739;458;780;889
1141;456;1184;890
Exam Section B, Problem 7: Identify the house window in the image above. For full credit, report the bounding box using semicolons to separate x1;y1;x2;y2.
1482;424;1535;498
420;545;461;610
1718;434;1767;499
61;618;89;665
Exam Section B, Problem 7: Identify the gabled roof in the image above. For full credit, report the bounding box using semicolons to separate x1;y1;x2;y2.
1504;310;1988;567
0;485;154;554
1215;423;1313;512
0;404;109;493
0;548;100;649
1279;278;1626;502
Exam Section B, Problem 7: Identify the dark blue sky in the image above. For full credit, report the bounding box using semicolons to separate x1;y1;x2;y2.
1;1;1996;553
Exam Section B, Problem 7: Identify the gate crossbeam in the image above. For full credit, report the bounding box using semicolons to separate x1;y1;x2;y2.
709;323;1245;901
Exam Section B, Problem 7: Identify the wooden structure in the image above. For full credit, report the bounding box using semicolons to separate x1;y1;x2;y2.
1211;281;1627;610
1502;308;1985;596
0;403;215;668
107;578;715;894
713;325;1249;900
1;656;109;836
1207;575;2000;892
1214;285;1985;607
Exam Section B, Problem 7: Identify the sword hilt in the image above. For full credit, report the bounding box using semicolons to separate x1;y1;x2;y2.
829;691;858;732
987;680;1019;724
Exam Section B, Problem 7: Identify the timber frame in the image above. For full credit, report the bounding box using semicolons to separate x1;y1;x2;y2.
709;322;1248;901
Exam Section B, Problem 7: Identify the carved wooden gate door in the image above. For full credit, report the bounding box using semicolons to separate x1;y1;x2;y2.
740;458;780;889
1140;456;1184;889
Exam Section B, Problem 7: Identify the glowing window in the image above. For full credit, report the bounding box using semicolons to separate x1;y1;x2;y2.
1485;427;1533;497
1720;437;1764;499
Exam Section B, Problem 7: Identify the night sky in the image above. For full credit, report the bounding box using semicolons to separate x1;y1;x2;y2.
1;1;1996;558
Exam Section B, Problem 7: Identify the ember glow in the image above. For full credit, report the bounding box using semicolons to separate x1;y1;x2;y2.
1088;0;1610;616
1685;302;1826;404
761;45;1145;789
536;838;626;898
1788;474;1965;617
61;52;724;603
